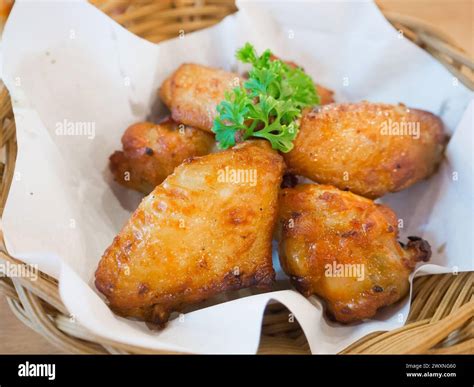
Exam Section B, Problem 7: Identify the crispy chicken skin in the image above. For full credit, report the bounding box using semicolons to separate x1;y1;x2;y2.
316;84;335;105
284;102;446;198
159;63;241;132
96;141;284;325
110;118;214;194
277;184;431;323
159;63;334;132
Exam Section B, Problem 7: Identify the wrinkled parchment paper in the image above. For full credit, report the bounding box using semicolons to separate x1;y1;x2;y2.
1;0;472;353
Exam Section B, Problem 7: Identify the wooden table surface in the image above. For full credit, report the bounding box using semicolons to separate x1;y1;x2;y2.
0;0;472;354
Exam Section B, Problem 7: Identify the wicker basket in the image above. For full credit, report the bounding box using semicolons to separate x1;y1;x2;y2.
0;0;472;355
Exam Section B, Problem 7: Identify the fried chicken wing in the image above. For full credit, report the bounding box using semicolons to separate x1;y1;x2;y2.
159;63;334;132
110;118;214;194
316;84;335;105
159;63;241;132
284;102;446;198
277;184;431;323
96;140;284;325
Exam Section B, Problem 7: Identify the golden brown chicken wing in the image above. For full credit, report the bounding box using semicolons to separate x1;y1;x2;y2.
109;118;214;194
277;184;431;323
316;84;335;105
284;102;446;198
96;140;284;325
159;63;241;132
159;63;334;132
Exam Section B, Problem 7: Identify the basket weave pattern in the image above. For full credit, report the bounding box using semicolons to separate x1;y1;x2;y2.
0;0;472;354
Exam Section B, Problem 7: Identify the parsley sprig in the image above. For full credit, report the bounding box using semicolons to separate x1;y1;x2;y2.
212;43;319;153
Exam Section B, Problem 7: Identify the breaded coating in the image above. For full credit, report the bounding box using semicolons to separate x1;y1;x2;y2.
96;141;285;325
159;63;241;132
110;119;214;194
277;184;431;323
284;102;446;198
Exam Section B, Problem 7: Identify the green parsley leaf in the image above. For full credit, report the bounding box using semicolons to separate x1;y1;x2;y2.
212;42;319;152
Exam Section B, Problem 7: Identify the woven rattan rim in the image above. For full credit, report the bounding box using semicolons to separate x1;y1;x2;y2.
0;1;472;354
